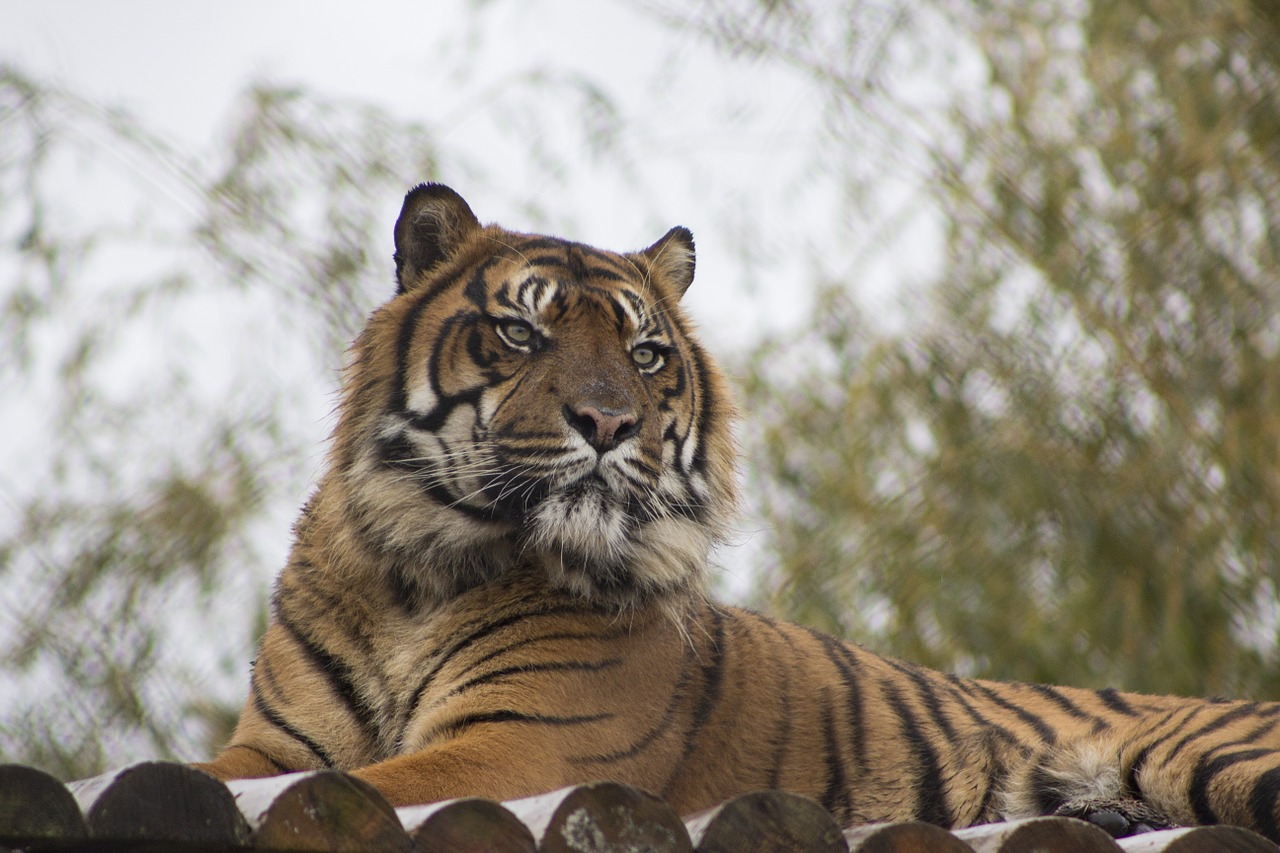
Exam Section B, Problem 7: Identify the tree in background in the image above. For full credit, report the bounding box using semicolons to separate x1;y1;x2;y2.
726;0;1280;697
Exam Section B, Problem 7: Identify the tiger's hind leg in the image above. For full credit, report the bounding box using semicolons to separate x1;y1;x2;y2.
1000;739;1177;838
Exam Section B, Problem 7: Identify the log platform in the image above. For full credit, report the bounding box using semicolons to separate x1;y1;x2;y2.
0;762;1275;852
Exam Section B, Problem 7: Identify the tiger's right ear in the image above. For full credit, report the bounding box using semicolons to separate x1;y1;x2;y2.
393;183;482;293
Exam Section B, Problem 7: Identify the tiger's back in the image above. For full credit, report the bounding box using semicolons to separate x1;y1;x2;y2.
198;184;1280;841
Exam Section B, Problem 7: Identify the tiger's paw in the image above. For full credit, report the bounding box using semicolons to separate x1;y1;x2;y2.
1053;797;1175;838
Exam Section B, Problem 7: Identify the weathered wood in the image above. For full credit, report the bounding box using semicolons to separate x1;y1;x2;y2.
0;763;87;847
843;821;974;853
955;816;1122;852
1116;825;1279;852
68;761;249;848
504;781;693;853
396;797;537;853
686;790;848;853
228;770;410;852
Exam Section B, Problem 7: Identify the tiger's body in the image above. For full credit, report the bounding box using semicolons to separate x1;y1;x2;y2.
199;184;1280;840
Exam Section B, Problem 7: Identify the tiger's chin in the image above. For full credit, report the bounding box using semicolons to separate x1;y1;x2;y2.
521;487;716;614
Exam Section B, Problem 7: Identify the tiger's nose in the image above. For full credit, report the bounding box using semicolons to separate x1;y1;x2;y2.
564;404;639;452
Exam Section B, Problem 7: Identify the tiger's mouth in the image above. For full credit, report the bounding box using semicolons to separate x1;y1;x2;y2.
487;462;630;519
481;458;638;562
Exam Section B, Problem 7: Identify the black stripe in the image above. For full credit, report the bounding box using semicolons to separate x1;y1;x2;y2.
285;575;383;665
572;641;697;766
425;709;613;743
604;293;629;334
687;607;727;733
662;607;726;796
404;604;587;725
1125;740;1156;797
975;771;1000;823
1025;683;1099;724
582;264;626;282
1167;703;1262;762
1026;760;1067;812
939;673;1018;745
620;289;649;324
1096;687;1140;717
819;694;852;822
1249;765;1280;842
276;611;381;744
964;681;1057;745
463;628;628;671
426;312;486;406
463;257;497;306
391;260;487;413
748;612;795;790
250;687;336;769
685;342;712;475
225;743;290;775
1189;748;1272;825
882;679;953;826
1241;718;1280;744
1125;706;1204;796
885;658;958;741
448;658;623;697
388;562;425;614
810;631;869;772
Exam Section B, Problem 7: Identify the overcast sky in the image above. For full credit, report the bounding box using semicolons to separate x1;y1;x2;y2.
2;0;868;347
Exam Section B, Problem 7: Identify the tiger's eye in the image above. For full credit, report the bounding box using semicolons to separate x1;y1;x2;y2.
632;346;657;366
501;321;533;344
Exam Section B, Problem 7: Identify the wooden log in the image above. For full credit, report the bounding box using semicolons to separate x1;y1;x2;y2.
228;770;410;852
0;764;87;847
955;816;1122;852
68;760;249;848
396;797;537;853
843;820;974;853
503;781;693;853
686;790;848;853
1116;825;1279;852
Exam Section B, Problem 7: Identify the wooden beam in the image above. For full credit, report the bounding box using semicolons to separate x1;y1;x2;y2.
68;761;248;848
504;781;693;853
686;790;848;853
228;770;409;852
397;797;536;852
0;763;87;848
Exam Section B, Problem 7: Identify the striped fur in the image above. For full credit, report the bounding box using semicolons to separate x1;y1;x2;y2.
199;185;1280;840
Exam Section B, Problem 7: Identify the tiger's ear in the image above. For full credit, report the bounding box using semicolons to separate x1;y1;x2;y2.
638;226;696;298
393;183;482;293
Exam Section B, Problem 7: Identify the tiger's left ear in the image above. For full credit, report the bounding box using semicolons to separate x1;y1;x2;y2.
638;226;696;298
393;183;482;294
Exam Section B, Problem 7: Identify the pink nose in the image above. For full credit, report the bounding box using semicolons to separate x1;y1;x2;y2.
565;404;639;451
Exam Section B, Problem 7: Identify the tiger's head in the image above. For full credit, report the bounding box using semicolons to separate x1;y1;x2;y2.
327;184;737;612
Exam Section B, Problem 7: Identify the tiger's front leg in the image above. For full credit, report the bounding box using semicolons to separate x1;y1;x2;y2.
350;725;575;807
195;744;291;782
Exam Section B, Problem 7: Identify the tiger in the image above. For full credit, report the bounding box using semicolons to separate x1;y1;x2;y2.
197;182;1280;842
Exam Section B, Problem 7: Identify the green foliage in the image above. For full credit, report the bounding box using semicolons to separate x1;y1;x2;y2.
737;0;1280;697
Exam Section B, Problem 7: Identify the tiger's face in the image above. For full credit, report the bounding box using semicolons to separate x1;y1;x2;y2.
331;185;736;611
